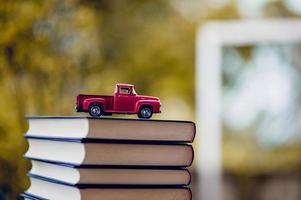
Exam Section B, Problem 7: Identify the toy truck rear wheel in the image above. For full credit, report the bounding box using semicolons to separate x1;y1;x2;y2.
138;106;153;119
89;104;103;117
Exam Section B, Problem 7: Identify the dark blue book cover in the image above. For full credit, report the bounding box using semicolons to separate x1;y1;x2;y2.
21;193;47;200
25;156;190;169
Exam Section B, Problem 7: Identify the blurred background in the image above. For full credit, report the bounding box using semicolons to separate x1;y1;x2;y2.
0;0;301;199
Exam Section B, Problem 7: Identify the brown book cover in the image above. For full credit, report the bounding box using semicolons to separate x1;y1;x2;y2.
25;138;194;167
25;177;192;200
29;160;191;186
25;116;196;143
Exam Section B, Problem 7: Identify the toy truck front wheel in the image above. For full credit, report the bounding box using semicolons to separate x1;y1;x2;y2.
138;106;153;119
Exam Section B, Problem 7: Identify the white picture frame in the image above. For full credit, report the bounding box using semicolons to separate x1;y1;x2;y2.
195;18;301;200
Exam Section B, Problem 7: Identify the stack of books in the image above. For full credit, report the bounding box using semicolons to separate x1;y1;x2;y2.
22;116;195;200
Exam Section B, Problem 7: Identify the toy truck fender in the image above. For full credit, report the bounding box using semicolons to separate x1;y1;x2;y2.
82;98;106;110
135;100;161;113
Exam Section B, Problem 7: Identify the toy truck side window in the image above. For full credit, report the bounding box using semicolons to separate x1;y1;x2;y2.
119;87;131;94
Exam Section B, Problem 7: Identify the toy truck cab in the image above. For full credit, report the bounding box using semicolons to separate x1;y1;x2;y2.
76;83;161;119
114;84;137;112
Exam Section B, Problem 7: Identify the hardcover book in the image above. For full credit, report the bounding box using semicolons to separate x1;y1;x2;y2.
25;138;194;167
25;177;192;200
25;116;195;143
28;160;191;186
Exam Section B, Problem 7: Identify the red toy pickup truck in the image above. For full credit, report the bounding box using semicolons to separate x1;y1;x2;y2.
76;83;161;119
